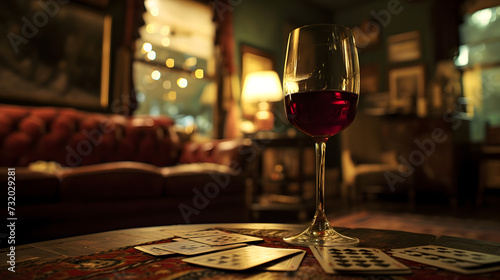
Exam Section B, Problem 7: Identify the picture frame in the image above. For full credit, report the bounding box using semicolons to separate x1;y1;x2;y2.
0;2;112;110
240;45;274;84
388;65;426;115
387;31;421;63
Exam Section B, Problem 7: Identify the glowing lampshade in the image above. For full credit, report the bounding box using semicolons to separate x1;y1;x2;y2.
241;71;283;131
242;71;283;103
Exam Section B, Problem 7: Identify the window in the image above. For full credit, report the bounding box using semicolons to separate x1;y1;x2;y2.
133;0;216;138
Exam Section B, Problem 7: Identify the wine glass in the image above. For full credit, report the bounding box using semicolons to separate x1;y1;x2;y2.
283;24;360;246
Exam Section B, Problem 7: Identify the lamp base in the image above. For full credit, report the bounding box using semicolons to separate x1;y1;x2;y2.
255;110;274;131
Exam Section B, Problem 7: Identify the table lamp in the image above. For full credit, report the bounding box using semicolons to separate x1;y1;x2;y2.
241;71;283;131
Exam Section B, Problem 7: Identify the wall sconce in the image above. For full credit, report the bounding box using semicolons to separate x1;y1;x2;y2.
241;71;283;131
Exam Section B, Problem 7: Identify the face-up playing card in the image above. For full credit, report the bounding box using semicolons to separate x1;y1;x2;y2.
401;245;500;264
170;229;228;238
391;247;500;275
259;251;306;271
311;247;411;275
152;239;246;255
183;245;304;270
134;245;176;256
189;232;263;246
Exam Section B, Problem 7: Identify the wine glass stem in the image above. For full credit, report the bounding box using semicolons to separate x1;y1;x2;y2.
310;138;331;234
315;139;327;214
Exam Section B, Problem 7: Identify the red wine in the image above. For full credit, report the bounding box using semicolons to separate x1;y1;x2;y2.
285;90;358;138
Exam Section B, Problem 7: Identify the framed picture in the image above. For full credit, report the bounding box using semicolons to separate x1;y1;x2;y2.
240;45;274;84
389;65;425;114
387;31;421;63
0;2;112;110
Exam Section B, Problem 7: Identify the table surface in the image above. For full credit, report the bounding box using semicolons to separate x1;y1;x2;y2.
2;223;500;279
3;223;305;263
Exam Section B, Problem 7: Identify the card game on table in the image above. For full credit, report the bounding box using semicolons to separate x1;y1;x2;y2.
133;229;500;276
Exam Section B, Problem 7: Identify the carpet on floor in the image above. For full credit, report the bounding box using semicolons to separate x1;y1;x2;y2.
330;211;500;243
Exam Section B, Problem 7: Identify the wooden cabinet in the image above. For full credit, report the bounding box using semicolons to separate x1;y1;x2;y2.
380;116;470;206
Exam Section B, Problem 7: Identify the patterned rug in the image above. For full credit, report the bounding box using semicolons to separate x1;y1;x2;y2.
331;211;500;243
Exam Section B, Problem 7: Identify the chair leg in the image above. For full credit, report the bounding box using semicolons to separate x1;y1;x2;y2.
476;160;487;207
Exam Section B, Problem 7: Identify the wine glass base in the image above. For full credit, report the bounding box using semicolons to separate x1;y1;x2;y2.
283;226;359;247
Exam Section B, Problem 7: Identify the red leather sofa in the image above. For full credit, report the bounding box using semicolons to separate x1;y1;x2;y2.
0;104;253;245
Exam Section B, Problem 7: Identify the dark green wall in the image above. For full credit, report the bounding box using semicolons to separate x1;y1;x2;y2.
333;0;436;92
232;0;338;165
233;0;449;96
230;0;458;169
233;0;331;80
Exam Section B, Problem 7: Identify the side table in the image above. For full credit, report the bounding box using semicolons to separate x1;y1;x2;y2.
246;132;315;222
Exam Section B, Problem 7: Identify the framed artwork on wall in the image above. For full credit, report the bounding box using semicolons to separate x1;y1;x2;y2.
387;31;421;63
240;45;274;84
0;1;112;110
389;64;426;115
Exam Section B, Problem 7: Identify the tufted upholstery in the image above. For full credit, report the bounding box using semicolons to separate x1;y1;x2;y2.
0;104;254;245
0;104;180;167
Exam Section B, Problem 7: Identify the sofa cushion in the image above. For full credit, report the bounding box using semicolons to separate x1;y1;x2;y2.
178;138;253;169
161;163;245;197
59;162;163;201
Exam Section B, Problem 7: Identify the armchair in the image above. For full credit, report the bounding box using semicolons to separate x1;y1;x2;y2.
341;113;415;210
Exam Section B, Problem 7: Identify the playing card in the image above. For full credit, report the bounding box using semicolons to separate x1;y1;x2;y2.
183;245;304;270
189;232;263;246
134;245;175;256
392;248;500;275
401;245;500;264
170;229;228;238
260;251;306;271
311;247;411;275
153;239;246;255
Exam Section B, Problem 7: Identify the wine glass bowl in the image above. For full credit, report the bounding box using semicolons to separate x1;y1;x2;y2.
282;24;360;247
284;90;358;138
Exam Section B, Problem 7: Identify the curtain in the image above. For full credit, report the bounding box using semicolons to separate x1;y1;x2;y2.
214;0;242;139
